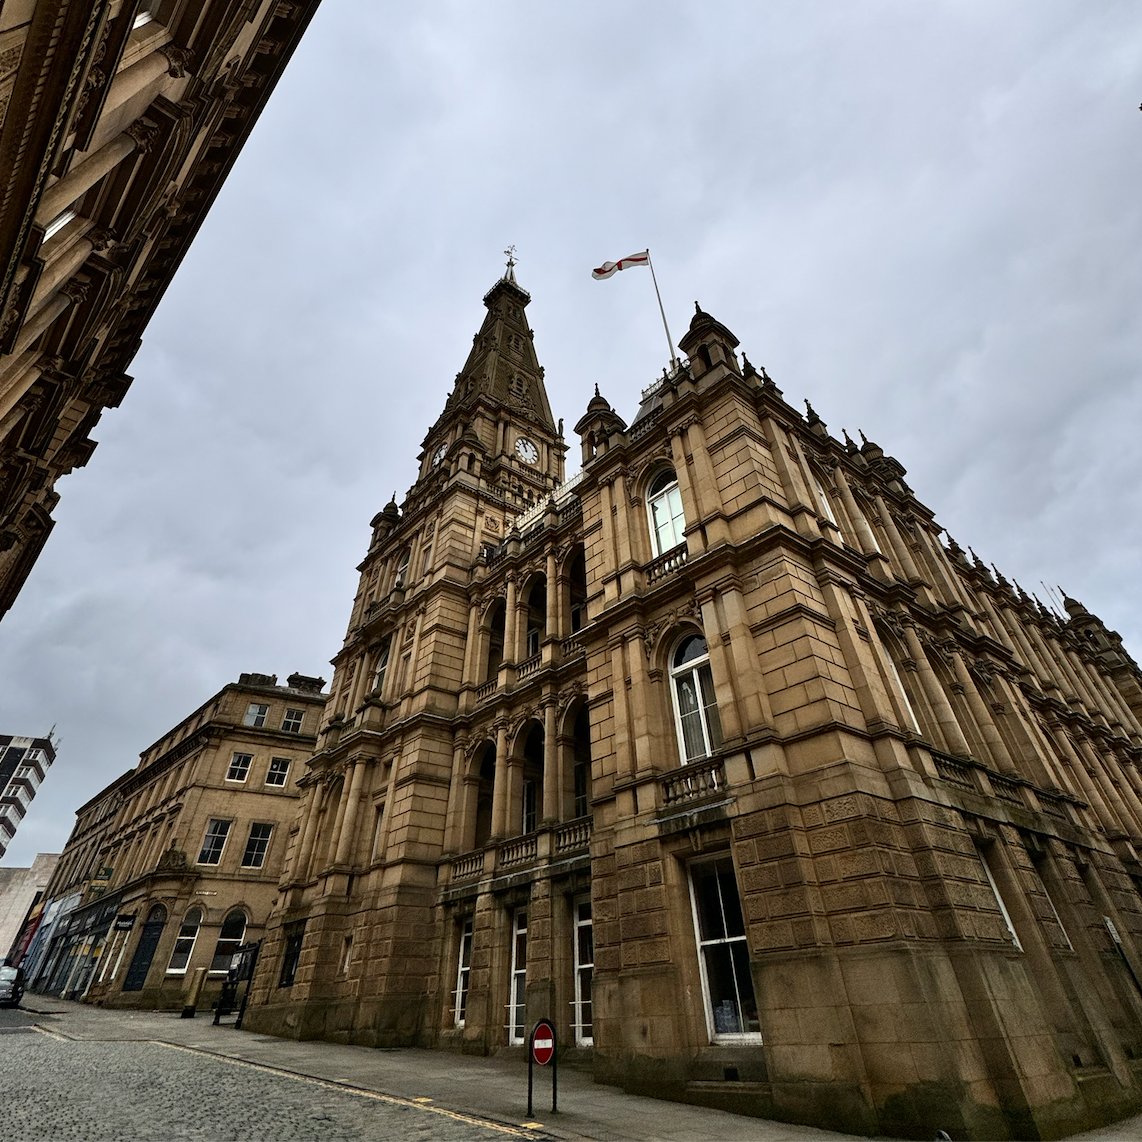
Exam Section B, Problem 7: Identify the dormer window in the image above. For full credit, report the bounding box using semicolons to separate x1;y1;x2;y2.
647;468;685;556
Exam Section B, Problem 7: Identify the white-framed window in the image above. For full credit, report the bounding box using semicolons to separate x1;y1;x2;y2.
670;635;723;763
508;910;528;1044
647;468;686;556
226;752;253;782
372;639;391;696
281;708;305;734
454;918;473;1027
197;819;231;865
573;900;594;1046
209;910;247;973
243;703;269;728
689;857;760;1041
43;209;76;242
265;757;291;787
166;907;203;975
393;547;410;589
813;477;841;532
241;823;273;869
976;844;1022;950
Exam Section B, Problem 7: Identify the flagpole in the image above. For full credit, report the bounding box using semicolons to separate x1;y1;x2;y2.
645;250;678;367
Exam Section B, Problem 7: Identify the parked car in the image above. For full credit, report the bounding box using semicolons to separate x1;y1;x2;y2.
0;964;24;1007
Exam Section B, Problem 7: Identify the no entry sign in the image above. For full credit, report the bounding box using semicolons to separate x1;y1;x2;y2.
527;1018;558;1115
531;1019;555;1066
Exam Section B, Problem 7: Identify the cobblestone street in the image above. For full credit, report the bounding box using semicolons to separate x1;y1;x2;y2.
1;1009;530;1142
5;1002;1141;1141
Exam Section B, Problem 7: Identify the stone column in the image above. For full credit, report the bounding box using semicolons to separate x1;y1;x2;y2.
1074;736;1142;837
542;698;559;824
103;47;175;119
872;493;923;585
697;593;742;742
832;466;879;556
611;471;634;569
669;432;705;555
610;636;635;778
504;575;519;664
902;624;972;756
683;419;728;544
334;757;368;867
374;759;400;856
764;418;812;514
292;782;323;882
491;722;510;840
948;650;1017;775
545;550;558;639
1043;722;1116;831
461;601;481;686
443;741;468;854
36;131;140;226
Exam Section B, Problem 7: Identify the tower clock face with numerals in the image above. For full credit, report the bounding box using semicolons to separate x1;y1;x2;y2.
432;443;447;466
514;437;538;464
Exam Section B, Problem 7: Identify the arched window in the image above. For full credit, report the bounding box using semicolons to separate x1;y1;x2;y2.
647;468;686;556
166;907;203;975
485;600;506;680
209;910;248;973
670;635;723;762
393;547;410;590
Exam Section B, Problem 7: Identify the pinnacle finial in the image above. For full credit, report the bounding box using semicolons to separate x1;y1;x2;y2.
594;382;600;397
503;244;518;281
694;300;702;314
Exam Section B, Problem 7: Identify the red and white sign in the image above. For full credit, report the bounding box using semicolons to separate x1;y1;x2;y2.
531;1019;555;1066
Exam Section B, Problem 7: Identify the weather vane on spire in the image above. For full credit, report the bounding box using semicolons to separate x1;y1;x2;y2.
504;244;519;273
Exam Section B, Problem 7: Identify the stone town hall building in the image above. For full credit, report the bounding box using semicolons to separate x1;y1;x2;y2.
244;266;1142;1139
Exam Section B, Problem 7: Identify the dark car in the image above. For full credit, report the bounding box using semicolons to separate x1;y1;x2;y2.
0;964;24;1008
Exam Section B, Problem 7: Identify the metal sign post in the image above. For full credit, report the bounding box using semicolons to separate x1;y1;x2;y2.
527;1018;557;1117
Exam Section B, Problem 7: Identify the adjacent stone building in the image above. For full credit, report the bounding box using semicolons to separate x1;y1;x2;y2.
0;0;320;619
35;672;324;1007
0;852;58;962
242;265;1137;1137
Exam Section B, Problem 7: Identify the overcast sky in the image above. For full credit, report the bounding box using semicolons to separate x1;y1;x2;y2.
1;1;1139;866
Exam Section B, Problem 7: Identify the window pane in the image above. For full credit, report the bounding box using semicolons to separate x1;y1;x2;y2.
692;864;728;940
675;675;707;760
674;635;708;668
698;664;723;751
266;758;290;786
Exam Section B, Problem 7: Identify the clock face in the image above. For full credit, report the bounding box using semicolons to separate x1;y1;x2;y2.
432;443;447;466
515;437;538;464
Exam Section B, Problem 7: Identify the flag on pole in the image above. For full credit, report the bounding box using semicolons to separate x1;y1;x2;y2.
591;250;650;279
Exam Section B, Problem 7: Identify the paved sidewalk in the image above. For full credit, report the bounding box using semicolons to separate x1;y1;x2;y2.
20;997;1142;1141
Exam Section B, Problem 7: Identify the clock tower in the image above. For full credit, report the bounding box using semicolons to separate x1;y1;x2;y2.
413;258;566;522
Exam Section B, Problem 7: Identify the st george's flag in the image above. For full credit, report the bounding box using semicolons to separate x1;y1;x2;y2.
591;250;650;279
